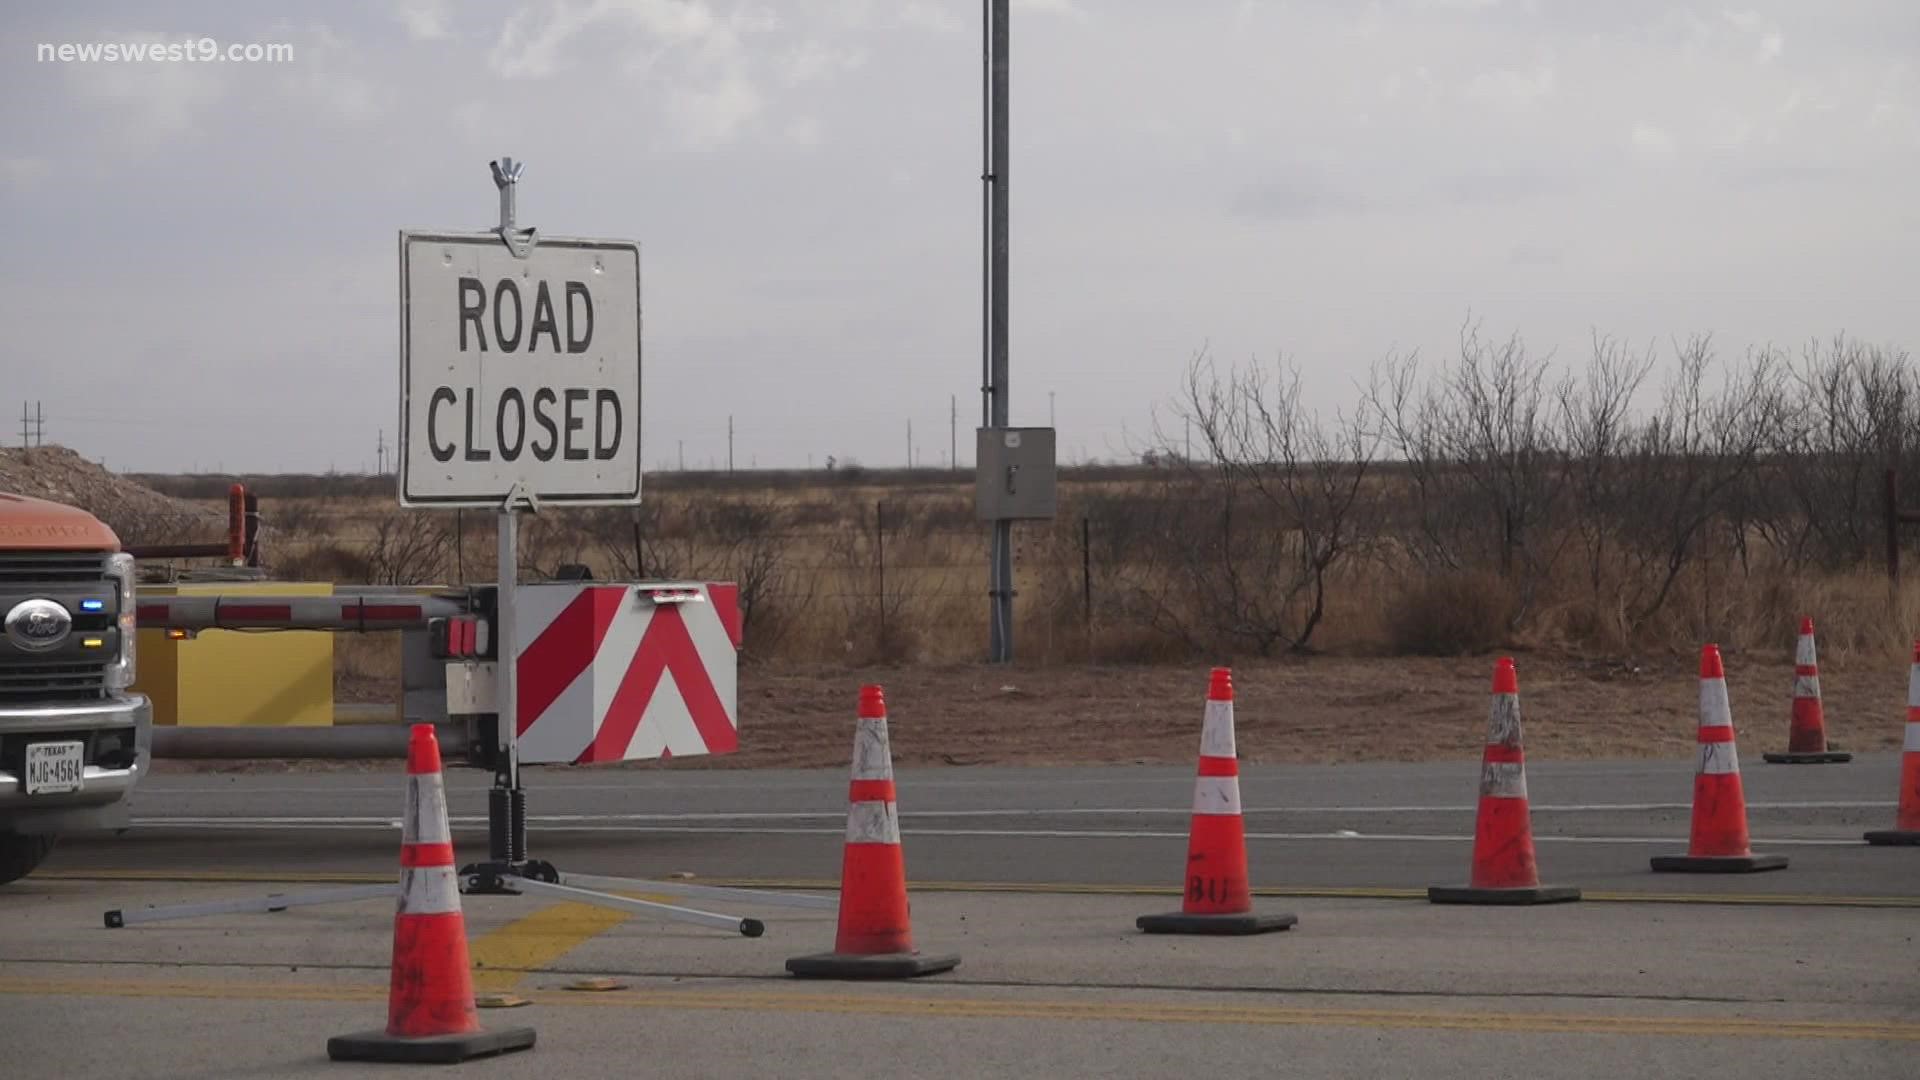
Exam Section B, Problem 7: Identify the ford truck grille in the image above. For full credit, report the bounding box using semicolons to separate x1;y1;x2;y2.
0;661;110;701
0;552;114;701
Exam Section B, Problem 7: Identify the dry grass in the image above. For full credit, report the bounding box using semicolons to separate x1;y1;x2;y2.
169;466;1920;697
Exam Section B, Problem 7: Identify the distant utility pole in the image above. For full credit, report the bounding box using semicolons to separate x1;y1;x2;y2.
950;393;958;473
19;401;45;450
907;418;913;469
728;415;734;475
678;440;685;471
376;429;388;475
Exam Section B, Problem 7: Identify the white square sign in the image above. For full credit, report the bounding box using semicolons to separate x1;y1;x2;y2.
399;231;641;506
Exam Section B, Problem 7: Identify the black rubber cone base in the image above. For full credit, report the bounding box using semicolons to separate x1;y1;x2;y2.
785;951;960;979
1650;854;1789;873
327;1026;535;1064
1428;885;1581;905
1762;751;1852;764
1135;910;1298;935
1863;830;1920;846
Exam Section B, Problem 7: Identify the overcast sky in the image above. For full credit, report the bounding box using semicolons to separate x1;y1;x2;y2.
4;0;1917;475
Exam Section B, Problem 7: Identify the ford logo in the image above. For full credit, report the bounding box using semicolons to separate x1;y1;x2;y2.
4;598;73;652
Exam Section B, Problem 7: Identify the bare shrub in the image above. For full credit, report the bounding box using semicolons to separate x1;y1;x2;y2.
1369;322;1564;617
1386;569;1516;655
1113;351;1380;656
1774;335;1919;567
360;511;453;585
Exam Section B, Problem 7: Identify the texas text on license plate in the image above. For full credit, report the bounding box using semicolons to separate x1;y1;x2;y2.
25;741;84;795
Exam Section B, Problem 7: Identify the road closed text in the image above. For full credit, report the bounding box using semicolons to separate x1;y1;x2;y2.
422;275;625;464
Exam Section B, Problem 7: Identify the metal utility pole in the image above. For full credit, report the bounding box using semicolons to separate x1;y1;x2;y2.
984;0;1013;663
950;394;958;473
728;416;734;475
678;440;684;471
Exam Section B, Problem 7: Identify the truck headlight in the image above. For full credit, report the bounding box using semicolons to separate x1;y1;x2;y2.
106;552;137;690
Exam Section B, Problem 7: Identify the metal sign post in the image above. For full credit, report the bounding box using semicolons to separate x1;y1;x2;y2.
488;158;534;871
100;156;827;938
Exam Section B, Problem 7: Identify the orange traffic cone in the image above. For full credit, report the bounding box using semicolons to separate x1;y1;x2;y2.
1864;641;1920;845
329;725;536;1063
1652;646;1789;873
787;685;959;978
1763;617;1851;764
1430;658;1579;905
1138;668;1297;935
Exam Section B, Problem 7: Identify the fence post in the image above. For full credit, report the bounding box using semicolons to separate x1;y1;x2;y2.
1887;468;1901;586
876;500;886;647
631;508;645;580
1081;516;1092;627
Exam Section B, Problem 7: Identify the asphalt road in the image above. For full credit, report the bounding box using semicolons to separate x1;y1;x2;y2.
9;753;1916;1078
48;752;1918;898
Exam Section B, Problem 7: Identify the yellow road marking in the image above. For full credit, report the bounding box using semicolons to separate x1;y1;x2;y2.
465;902;630;991
39;870;1920;908
0;976;1913;1041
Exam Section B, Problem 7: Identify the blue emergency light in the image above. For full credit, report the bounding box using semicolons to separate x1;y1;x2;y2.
80;599;105;612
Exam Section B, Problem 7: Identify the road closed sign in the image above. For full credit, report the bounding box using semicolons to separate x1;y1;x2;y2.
399;230;641;506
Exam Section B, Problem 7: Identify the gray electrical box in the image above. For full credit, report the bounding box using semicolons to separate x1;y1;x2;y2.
975;427;1057;520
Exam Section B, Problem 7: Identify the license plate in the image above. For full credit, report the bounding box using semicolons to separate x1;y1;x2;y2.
25;741;84;795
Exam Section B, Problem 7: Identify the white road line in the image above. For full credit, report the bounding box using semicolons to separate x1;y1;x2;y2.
125;817;1868;846
128;799;1891;825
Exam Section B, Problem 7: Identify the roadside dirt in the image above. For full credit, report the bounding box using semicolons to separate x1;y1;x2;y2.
158;651;1910;774
714;652;1906;769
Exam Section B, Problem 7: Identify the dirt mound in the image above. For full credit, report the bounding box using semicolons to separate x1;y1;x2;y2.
0;445;221;544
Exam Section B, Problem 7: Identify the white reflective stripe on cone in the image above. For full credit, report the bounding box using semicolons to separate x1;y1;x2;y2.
850;718;894;781
1191;774;1242;816
397;865;462;916
1485;694;1522;748
1698;741;1741;776
845;800;900;844
1698;682;1734;729
1481;761;1528;799
1792;674;1820;699
1796;635;1817;666
1909;666;1920;709
1199;700;1236;759
1906;722;1920;752
403;774;451;846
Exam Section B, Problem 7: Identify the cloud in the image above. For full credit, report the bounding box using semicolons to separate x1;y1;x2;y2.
1465;63;1555;110
668;71;763;149
486;0;781;148
58;31;227;141
1232;171;1368;220
1630;121;1676;157
1013;0;1089;19
395;0;453;41
898;1;963;34
1;157;49;188
489;0;726;80
1509;244;1564;267
779;40;864;87
1721;8;1785;64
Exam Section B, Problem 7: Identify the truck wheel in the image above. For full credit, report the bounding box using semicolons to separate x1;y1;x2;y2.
0;834;57;885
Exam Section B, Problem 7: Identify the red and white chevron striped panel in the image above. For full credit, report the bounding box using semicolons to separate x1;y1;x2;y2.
513;582;742;765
